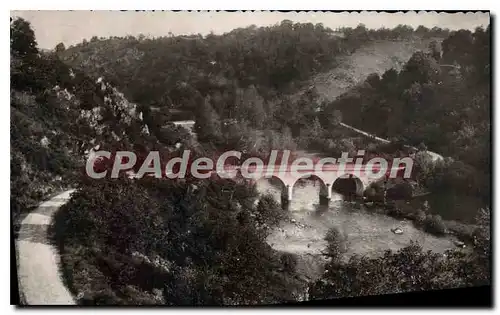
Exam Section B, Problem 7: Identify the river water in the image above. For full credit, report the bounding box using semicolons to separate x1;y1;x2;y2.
256;179;459;280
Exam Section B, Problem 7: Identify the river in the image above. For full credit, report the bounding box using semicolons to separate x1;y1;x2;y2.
256;179;459;281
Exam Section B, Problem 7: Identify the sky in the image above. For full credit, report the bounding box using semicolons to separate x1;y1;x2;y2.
11;11;490;49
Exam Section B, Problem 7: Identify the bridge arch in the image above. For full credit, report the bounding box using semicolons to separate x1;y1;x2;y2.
253;175;288;205
331;173;364;199
291;174;330;204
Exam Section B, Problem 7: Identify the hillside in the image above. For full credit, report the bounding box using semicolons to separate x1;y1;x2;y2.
10;18;167;223
58;24;350;108
306;38;442;103
320;26;491;222
56;23;451;158
58;23;450;112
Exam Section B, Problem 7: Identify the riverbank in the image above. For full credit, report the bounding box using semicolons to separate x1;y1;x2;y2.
258;180;469;283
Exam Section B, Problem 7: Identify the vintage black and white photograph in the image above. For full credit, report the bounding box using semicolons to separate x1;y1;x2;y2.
11;10;491;306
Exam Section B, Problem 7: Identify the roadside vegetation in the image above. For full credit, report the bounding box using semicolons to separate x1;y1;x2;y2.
309;208;490;300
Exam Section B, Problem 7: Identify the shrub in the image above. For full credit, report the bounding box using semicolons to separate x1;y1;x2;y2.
423;214;447;236
364;184;384;203
413;209;427;225
280;253;298;273
309;241;486;300
443;220;475;243
324;227;347;262
386;182;413;200
255;194;285;229
79;288;123;305
386;208;402;219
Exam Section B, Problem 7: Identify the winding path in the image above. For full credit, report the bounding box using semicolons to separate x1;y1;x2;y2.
16;189;76;305
165;120;444;162
339;122;444;162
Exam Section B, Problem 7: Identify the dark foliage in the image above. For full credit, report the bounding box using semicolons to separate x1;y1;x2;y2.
323;26;490;219
52;177;302;305
310;223;490;300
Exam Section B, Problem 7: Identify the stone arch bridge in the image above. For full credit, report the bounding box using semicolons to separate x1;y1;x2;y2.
218;164;407;204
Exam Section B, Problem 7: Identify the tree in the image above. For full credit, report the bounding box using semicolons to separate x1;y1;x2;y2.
442;30;474;66
381;68;399;86
330;110;342;126
402;51;441;84
393;24;414;39
237;86;267;129
366;72;381;87
10;17;39;60
309;239;488;300
194;96;222;143
299;117;323;148
428;40;442;61
422;214;446;235
280;126;296;151
323;227;347;262
415;25;430;37
55;42;66;53
280;253;298;274
418;142;427;151
254;194;284;229
471;208;490;283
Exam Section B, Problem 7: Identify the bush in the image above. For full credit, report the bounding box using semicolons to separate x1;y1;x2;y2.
364;185;384;203
385;201;409;219
255;194;285;229
423;214;447;236
280;253;298;273
79;289;123;305
324;227;347;262
309;240;487;300
413;209;427;225
386;182;413;200
445;220;475;243
386;207;403;219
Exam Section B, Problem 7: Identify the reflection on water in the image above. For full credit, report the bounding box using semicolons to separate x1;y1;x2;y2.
257;179;457;262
